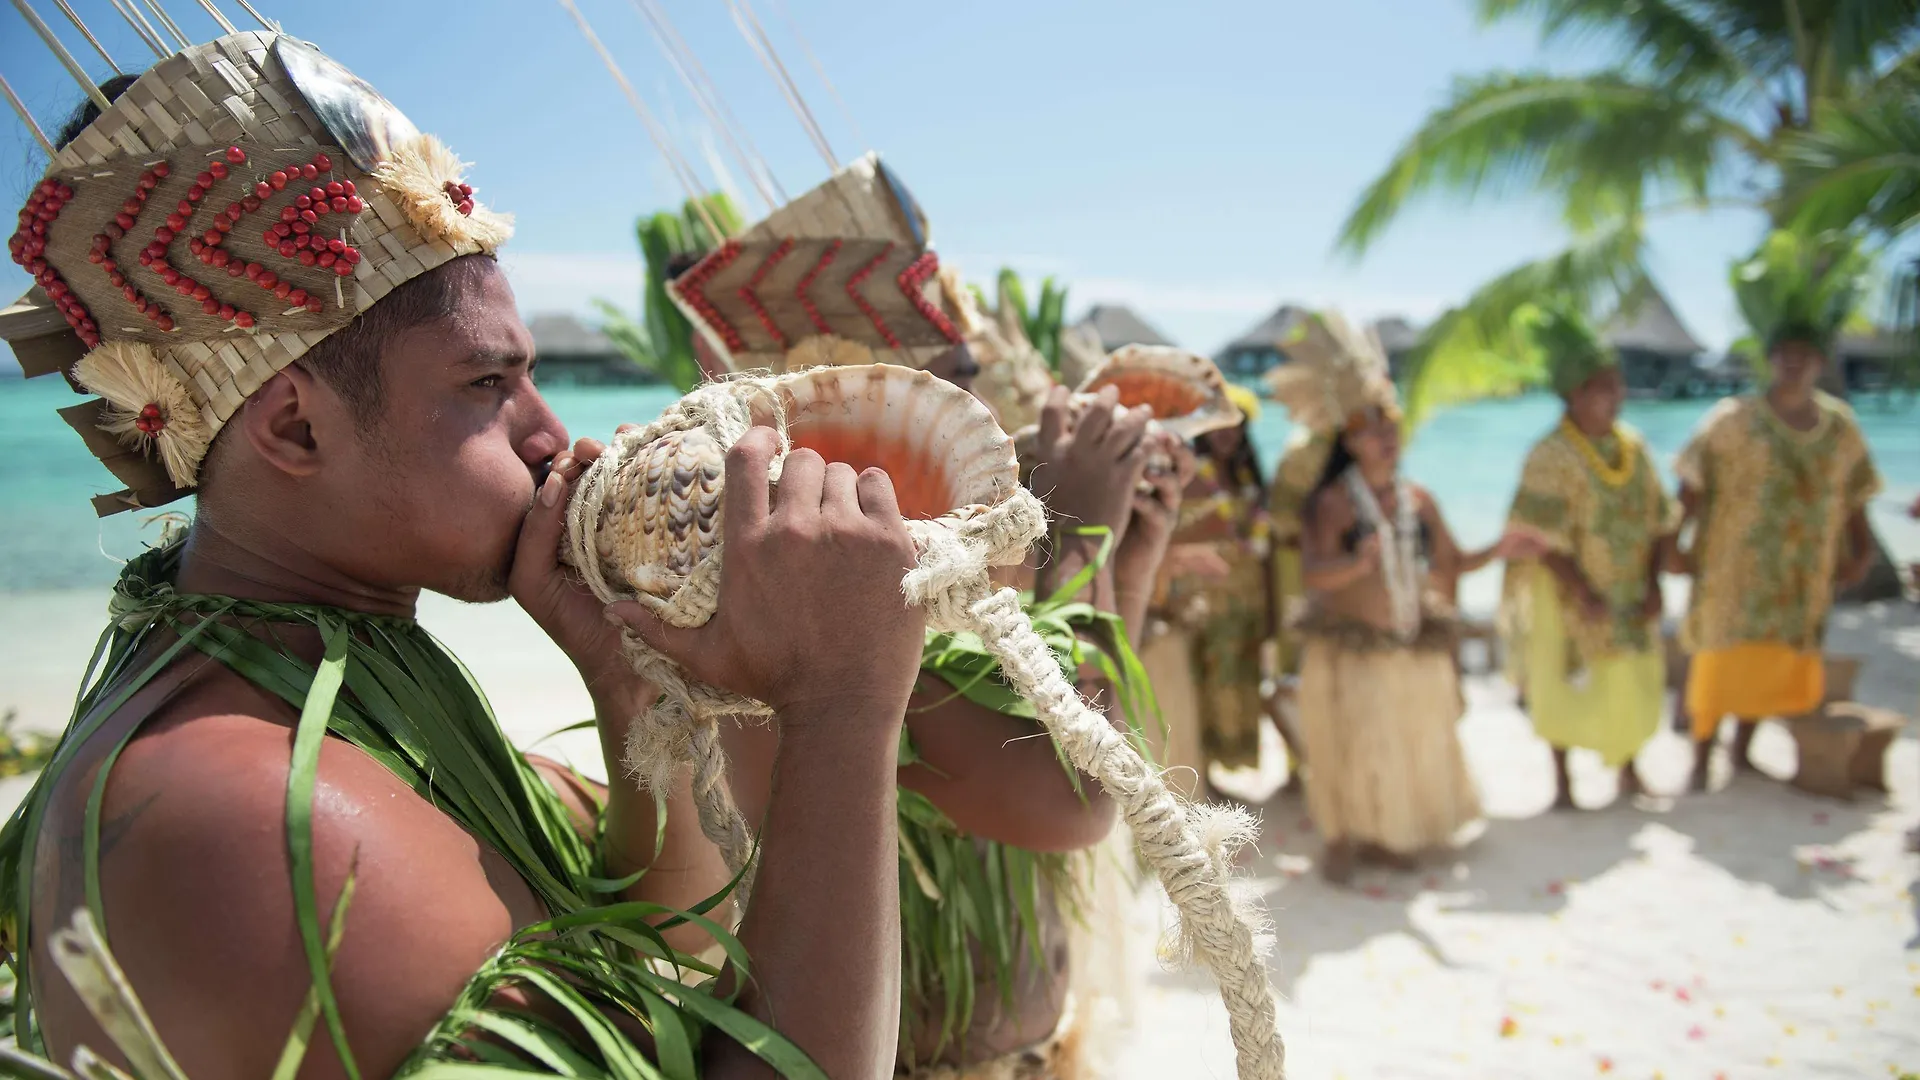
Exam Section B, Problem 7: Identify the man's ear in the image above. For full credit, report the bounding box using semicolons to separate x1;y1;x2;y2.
238;364;331;478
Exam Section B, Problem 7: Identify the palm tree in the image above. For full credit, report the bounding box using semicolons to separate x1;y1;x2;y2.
1782;66;1920;375
596;194;745;392
1337;0;1920;427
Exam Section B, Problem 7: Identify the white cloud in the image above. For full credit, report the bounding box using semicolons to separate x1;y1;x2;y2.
498;251;643;320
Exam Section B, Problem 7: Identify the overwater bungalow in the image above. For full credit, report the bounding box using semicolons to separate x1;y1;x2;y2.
1075;304;1178;351
527;313;659;387
1215;304;1421;379
1602;289;1708;398
1215;304;1312;377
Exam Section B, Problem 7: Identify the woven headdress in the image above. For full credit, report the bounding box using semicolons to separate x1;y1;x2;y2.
1521;303;1618;397
3;30;510;515
1262;309;1398;435
1730;228;1870;357
668;153;976;374
968;276;1058;432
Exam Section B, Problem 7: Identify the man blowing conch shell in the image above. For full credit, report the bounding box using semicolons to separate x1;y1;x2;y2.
1;35;931;1078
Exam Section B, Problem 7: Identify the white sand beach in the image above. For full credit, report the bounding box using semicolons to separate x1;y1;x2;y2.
2;588;1915;1078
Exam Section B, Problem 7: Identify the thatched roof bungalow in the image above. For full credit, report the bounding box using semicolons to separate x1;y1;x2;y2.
1075;304;1176;351
1215;304;1423;378
1603;290;1704;396
527;313;657;386
1215;304;1312;377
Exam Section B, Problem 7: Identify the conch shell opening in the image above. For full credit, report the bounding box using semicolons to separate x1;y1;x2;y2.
766;365;1015;521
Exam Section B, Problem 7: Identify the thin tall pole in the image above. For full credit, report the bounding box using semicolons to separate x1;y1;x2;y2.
50;0;121;74
10;0;115;111
0;70;58;157
555;0;725;241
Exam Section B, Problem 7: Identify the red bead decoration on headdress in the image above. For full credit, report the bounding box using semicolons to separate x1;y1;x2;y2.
896;252;963;345
9;179;101;347
133;402;166;435
671;240;746;353
846;243;901;349
443;180;475;217
199;150;363;314
795;240;840;336
146;158;258;332
738;238;794;350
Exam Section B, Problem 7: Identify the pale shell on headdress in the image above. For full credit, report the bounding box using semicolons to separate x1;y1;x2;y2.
781;334;875;372
370;134;514;255
73;342;212;488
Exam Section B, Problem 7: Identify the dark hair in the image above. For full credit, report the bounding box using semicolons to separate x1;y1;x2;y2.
53;74;140;148
1200;421;1266;504
1309;433;1356;505
1765;322;1828;357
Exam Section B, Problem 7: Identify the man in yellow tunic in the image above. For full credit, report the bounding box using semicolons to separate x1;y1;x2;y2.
1677;325;1881;790
1503;308;1675;809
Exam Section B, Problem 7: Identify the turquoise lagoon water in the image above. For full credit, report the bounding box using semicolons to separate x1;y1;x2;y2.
2;373;1916;599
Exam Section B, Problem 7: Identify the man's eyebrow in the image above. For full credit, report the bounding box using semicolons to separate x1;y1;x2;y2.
455;349;532;372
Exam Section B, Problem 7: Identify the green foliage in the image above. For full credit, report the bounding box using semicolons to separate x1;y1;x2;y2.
995;268;1071;371
1397;216;1648;428
899;529;1154;1066
1729;227;1873;355
0;538;822;1078
1340;0;1920;422
598;194;746;393
1785;72;1920;237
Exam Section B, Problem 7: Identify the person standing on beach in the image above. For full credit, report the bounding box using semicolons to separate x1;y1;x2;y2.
666;160;1181;1077
1269;313;1540;883
1501;307;1675;809
1677;232;1882;792
1144;385;1278;793
1;43;919;1077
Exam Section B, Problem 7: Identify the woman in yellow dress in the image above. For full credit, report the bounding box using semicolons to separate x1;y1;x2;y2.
1502;307;1675;809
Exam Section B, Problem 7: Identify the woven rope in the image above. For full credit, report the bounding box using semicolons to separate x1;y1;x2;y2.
564;373;1286;1080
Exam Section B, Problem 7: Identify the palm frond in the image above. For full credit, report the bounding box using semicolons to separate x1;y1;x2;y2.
1784;87;1920;236
594;194;745;394
1336;72;1751;255
1479;0;1767;95
1399;217;1650;428
991;269;1071;373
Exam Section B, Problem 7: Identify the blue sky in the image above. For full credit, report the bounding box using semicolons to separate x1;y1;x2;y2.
1;0;1770;366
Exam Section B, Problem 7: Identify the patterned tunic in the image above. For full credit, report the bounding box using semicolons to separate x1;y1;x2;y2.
1153;457;1272;769
1676;393;1881;653
1507;422;1675;671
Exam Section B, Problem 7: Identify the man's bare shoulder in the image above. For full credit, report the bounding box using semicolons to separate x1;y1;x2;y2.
33;667;533;1079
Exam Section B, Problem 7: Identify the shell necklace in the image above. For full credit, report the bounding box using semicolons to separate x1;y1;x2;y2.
1343;465;1424;641
1559;419;1637;489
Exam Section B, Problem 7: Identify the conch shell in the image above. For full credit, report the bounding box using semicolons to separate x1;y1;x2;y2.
1079;345;1242;440
590;365;1017;603
1013;345;1245;475
565;364;1285;1080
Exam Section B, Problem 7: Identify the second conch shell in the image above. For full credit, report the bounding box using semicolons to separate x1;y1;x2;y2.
1077;344;1243;441
1011;345;1244;476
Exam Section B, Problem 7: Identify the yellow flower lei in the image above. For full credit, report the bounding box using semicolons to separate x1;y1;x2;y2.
1559;418;1638;489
